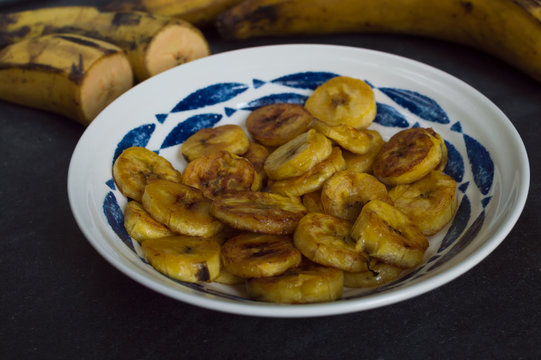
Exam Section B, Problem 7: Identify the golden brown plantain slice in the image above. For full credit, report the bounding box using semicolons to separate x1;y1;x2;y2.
321;170;392;221
344;259;403;288
241;142;270;189
268;146;346;196
142;235;221;283
180;124;250;162
221;233;301;278
305;76;376;129
302;190;324;213
342;129;385;173
245;103;313;147
210;191;307;235
181;150;259;199
123;201;175;242
246;259;344;304
294;213;369;272
372;127;443;185
214;266;245;285
113;146;181;202
309;118;373;154
351;200;428;269
435;133;449;172
142;179;223;238
263;129;332;180
389;170;458;236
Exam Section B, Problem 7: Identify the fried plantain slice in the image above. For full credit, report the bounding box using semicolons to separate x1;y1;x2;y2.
210;191;307;235
372;127;443;185
180;124;250;162
268;146;346;196
123;200;175;243
246;259;344;304
351;200;428;269
221;233;301;278
142;235;221;283
344;259;403;288
305;76;376;129
389;170;458;235
181;150;259;199
294;213;369;272
142;179;223;238
309;118;373;154
302;190;325;213
245;103;313;147
113;146;181;202
342;129;385;173
321;170;392;221
263;129;333;180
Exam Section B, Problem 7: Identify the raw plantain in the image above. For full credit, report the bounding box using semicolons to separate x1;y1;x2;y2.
221;233;302;278
351;200;429;269
104;0;244;27
217;0;541;82
245;103;313;147
389;170;458;235
0;33;133;125
294;213;369;272
210;191;307;235
142;235;221;282
246;259;344;304
142;179;224;238
0;6;210;82
113;146;181;202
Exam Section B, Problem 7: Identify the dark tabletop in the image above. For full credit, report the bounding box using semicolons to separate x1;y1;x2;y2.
1;1;540;359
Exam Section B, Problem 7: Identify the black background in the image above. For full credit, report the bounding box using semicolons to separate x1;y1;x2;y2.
1;1;540;359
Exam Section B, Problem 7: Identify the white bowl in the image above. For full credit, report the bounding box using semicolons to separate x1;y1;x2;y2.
68;44;529;318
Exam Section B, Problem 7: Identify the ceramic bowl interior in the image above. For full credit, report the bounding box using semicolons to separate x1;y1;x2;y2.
68;44;529;317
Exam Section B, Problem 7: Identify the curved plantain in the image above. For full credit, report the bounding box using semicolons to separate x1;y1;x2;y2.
104;0;244;28
217;0;541;82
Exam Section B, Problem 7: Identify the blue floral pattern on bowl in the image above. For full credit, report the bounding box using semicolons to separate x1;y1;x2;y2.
103;71;494;302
